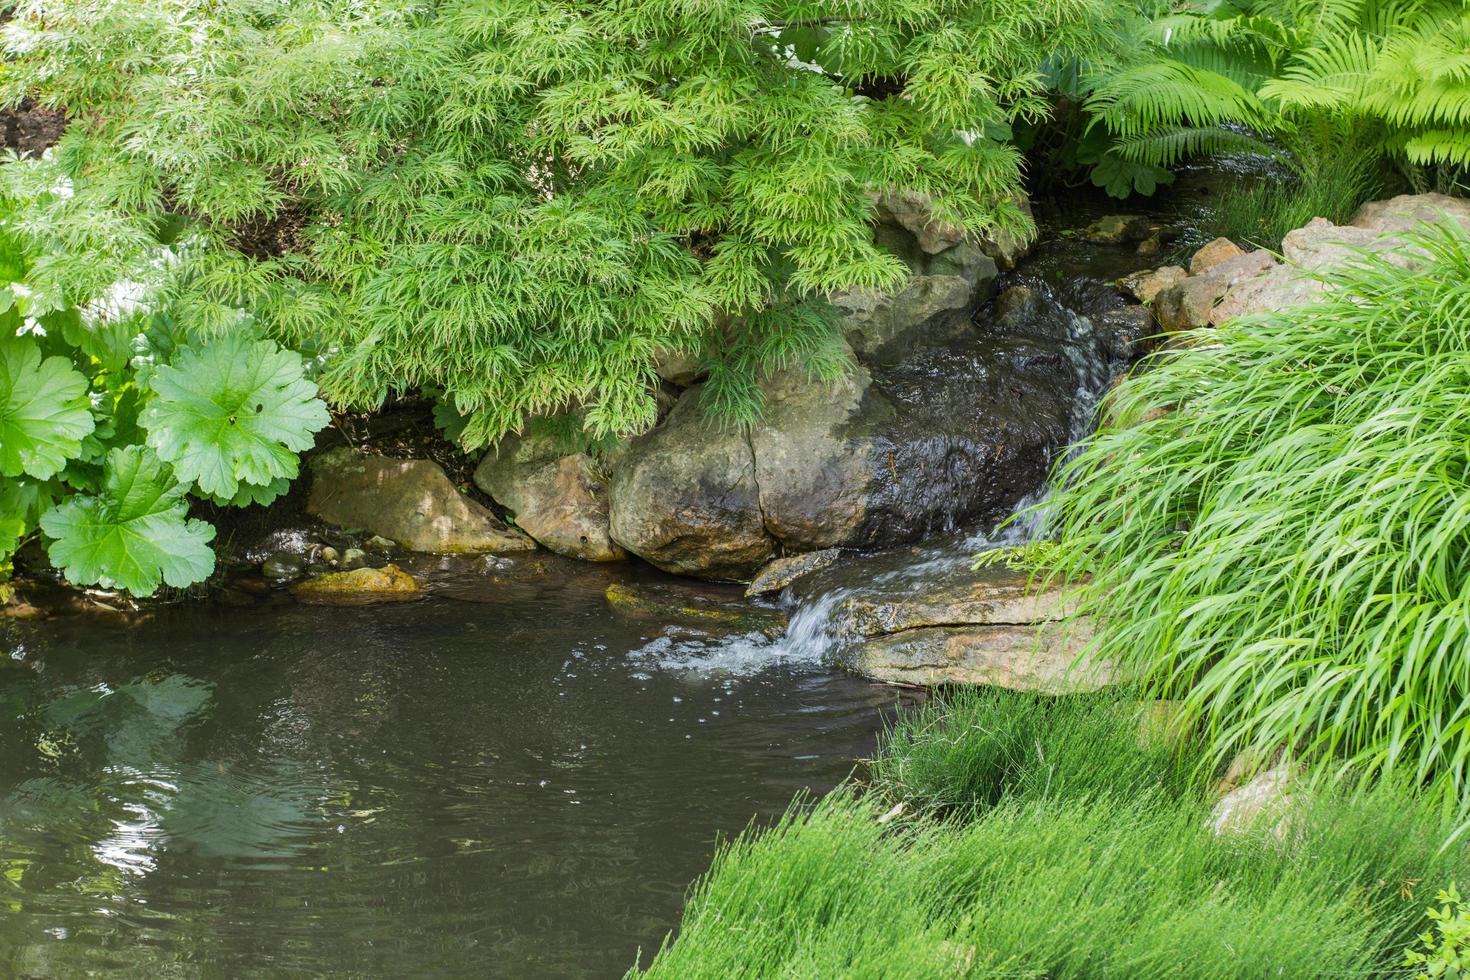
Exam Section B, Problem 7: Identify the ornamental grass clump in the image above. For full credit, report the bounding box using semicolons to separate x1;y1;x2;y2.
1036;222;1470;832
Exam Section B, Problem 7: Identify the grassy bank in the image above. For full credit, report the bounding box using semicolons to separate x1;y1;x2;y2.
633;691;1465;977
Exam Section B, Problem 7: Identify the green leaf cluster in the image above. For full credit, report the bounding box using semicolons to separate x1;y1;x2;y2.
0;0;1121;446
0;173;329;595
1082;0;1470;197
1034;223;1470;839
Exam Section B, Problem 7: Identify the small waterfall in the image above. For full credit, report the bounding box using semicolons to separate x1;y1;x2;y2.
631;276;1125;676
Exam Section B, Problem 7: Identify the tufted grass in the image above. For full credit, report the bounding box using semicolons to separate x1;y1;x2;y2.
1031;223;1470;840
631;689;1466;978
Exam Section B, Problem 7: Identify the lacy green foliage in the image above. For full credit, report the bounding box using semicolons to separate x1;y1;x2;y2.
142;334;330;504
0;165;329;595
1035;225;1470;835
1;0;1119;446
1406;884;1470;979
635;689;1464;977
1083;0;1470;197
39;446;216;597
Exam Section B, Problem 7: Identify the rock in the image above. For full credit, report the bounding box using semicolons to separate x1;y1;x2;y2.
1095;306;1157;361
261;552;306;582
608;390;774;579
976;194;1036;270
1189;237;1246;275
1118;265;1188;304
604;581;787;637
850;619;1115;692
479;554;559;584
290;564;421;605
609;335;1080;579
654;349;705;387
993;285;1042;327
318;545;339;565
474;432;627;562
1154;250;1278;329
869;188;966;255
834;570;1079;637
1351;192;1470;235
1083;214;1155;245
1135;235;1162;257
745;549;842;597
339;548;368;570
363;535;396;551
307;448;535;555
832;273;980;361
1211;758;1301;839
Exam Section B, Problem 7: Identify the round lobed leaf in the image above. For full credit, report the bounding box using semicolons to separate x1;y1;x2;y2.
0;333;96;480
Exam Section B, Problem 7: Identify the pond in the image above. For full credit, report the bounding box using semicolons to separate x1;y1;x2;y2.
0;559;909;977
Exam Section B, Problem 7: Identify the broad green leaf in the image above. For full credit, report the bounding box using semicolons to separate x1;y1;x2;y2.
0;334;96;479
141;335;330;500
206;476;290;508
39;445;216;596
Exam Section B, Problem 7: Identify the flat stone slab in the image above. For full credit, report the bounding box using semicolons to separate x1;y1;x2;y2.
851;619;1116;692
834;568;1080;637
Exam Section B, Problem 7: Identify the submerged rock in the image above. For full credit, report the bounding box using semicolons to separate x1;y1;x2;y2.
1083;214;1155;245
744;549;842;597
261;552;306;582
307;448;534;555
604;581;787;637
290;564;421;605
474;432;627;562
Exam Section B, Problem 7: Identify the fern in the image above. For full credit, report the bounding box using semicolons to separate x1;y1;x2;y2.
1083;0;1470;197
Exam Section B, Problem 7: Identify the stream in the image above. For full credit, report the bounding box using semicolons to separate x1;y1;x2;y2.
0;214;1144;978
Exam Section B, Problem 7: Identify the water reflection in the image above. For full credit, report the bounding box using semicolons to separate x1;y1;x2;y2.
0;562;906;977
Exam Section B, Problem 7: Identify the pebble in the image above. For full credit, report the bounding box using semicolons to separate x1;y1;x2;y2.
261;552;306;582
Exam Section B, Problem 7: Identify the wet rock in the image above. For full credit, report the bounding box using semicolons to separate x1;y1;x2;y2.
993;285;1043;327
474;431;627;562
290;563;421;605
1189;237;1246;275
604;581;787;637
851;620;1114;692
1083;214;1155;245
609;335;1080;580
307;448;534;555
261;552;306;582
480;554;560;584
608;391;774;579
1095;306;1157;361
836;571;1080;637
363;535;396;552
1118;265;1187;304
1135;235;1162;257
339;548;369;571
318;546;340;565
745;549;842;597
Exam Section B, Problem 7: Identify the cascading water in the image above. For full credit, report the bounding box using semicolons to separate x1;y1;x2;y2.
629;272;1129;675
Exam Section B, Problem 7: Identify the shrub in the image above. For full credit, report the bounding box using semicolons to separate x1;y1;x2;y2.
1;0;1120;448
1034;223;1470;835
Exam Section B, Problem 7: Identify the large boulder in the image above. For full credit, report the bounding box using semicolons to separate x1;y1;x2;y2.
307;448;534;554
608;332;1081;579
474;432;626;561
607;391;775;579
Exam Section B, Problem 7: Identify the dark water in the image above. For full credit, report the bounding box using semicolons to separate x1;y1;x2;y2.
0;559;907;978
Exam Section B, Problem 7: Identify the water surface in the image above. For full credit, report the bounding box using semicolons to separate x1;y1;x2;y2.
0;560;907;977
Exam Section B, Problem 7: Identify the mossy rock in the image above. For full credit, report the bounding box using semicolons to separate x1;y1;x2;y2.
291;564;421;605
